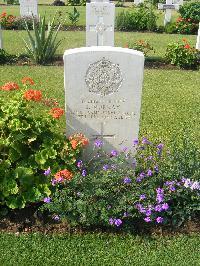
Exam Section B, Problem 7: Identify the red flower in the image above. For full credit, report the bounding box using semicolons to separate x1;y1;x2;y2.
24;89;42;101
22;77;35;85
49;107;64;119
1;82;19;91
54;169;73;181
69;133;89;149
184;44;190;49
0;12;7;18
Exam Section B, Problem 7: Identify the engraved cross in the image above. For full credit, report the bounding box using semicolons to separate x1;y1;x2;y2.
92;122;115;142
89;16;113;46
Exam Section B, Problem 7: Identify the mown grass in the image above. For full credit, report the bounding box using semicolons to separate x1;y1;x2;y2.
0;233;200;265
0;4;179;26
0;66;200;146
2;30;197;58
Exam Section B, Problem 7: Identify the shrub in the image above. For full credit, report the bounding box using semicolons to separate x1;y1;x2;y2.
23;15;61;64
179;2;200;22
165;39;200;69
0;12;16;29
41;136;200;230
115;6;157;32
175;2;200;34
0;49;14;64
127;40;155;56
164;22;177;34
67;0;86;6
67;7;80;26
0;78;87;209
52;0;65;5
176;17;199;35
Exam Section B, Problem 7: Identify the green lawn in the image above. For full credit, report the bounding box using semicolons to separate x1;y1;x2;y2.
1;66;200;146
0;233;200;265
0;4;179;26
2;30;197;58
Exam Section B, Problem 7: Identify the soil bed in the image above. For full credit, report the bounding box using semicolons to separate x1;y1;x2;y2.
0;205;200;236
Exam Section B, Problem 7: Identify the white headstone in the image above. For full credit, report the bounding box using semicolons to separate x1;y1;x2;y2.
173;0;183;5
19;0;38;17
0;25;3;49
86;0;115;46
196;22;200;50
64;47;144;153
134;0;144;5
158;0;179;26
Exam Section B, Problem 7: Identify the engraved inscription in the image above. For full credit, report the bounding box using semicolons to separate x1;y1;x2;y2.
85;58;123;96
91;5;109;16
68;98;135;120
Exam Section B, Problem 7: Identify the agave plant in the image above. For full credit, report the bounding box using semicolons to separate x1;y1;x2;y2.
23;15;61;64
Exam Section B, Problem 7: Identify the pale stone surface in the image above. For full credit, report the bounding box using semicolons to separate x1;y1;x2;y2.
64;47;144;153
134;0;144;5
19;0;38;17
158;0;179;26
196;22;200;50
173;0;183;5
0;25;3;49
86;2;115;46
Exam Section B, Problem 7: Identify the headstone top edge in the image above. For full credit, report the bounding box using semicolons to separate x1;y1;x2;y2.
63;47;145;58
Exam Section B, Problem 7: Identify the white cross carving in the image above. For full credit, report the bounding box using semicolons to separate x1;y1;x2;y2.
92;122;115;142
89;17;113;46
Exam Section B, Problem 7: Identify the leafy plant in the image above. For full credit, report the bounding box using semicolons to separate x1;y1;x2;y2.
179;2;200;23
165;39;200;69
41;135;200;230
0;49;15;64
116;6;157;31
0;78;87;209
127;40;155;56
0;12;16;29
67;0;85;6
23;15;62;64
67;7;80;27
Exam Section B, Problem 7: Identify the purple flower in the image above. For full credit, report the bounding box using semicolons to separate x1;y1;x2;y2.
147;169;153;177
82;169;87;177
154;165;159;173
43;197;51;203
154;204;162;212
184;178;192;188
94;139;103;148
123;177;132;184
114;219;123;227
44;167;51;176
133;139;139;145
109;218;114;225
190;181;200;190
107;205;112;210
156;188;164;203
162;203;169;211
144;217;151;223
123;212;129;217
103;164;109;171
122;147;128;152
145;209;152;216
140;194;146;200
157;143;164;150
142;137;151;145
110;150;118;157
77;160;83;168
77;192;81;196
147;156;153;161
53;215;60;221
169;186;176;192
156;217;164;224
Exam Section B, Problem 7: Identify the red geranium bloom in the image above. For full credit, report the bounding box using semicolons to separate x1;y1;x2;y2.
24;89;42;101
1;82;19;91
22;77;35;85
184;44;190;49
49;107;64;119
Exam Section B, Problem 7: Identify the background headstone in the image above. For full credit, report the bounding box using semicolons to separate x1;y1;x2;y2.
19;0;38;17
64;47;144;153
86;0;115;46
0;25;3;49
172;0;183;5
196;22;200;50
158;0;179;26
134;0;144;5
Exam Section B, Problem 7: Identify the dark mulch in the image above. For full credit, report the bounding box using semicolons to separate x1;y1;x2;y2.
0;205;200;236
